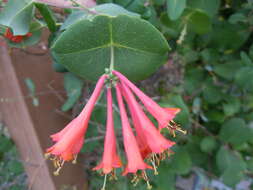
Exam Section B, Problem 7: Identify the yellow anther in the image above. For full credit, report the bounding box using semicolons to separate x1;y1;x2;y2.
72;155;78;164
44;153;50;159
146;181;152;190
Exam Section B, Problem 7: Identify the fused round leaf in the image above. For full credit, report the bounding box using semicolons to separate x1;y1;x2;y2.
52;15;170;82
0;0;34;35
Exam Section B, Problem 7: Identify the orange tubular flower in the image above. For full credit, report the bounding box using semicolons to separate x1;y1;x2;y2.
115;84;152;176
46;75;106;175
93;87;122;175
4;28;32;43
120;82;175;154
113;70;185;136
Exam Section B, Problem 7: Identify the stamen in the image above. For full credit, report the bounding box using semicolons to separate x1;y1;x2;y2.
109;169;117;180
53;160;65;176
101;174;107;190
151;155;158;175
165;120;187;137
72;155;78;164
142;171;152;189
44;153;50;159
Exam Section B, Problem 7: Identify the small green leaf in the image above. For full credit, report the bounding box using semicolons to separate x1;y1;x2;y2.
35;3;57;32
216;146;246;173
52;62;68;73
0;0;34;35
163;94;190;126
200;136;217;153
213;61;242;80
222;97;240;116
7;21;43;48
219;118;251;146
154;162;176;190
187;0;220;17
61;73;84;112
166;0;186;20
203;81;223;104
185;8;212;34
235;66;253;92
240;51;252;65
169;147;192;175
24;78;36;95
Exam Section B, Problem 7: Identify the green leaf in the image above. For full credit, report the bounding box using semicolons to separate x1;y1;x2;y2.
0;136;12;152
35;3;57;32
222;97;240;117
219;118;251;146
93;3;140;17
7;20;43;48
216;146;246;173
213;61;242;80
24;78;36;95
249;44;253;60
216;147;246;187
235;66;253;92
184;8;212;34
154;162;176;190
187;0;220;17
166;0;186;20
60;10;88;31
61;73;84;112
163;94;190;126
52;15;170;82
52;62;68;73
229;13;247;24
203;81;223;104
169;147;192;175
209;22;250;51
200;136;217;153
0;0;34;35
61;4;139;31
240;51;252;65
221;165;245;187
246;158;253;173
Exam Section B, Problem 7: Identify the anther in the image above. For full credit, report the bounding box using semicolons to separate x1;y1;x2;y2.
44;153;50;159
72;155;78;164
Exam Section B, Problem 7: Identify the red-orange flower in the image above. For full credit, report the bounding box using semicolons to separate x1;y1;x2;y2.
115;84;152;176
4;28;32;43
46;75;106;175
93;87;122;174
113;70;184;136
120;82;175;154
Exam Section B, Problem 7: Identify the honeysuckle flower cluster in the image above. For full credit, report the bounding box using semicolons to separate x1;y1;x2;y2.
4;28;32;43
46;70;186;189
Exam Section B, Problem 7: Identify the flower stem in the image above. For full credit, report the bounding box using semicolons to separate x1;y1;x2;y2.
109;46;114;72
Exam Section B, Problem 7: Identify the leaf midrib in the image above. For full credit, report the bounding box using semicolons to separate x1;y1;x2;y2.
54;42;162;56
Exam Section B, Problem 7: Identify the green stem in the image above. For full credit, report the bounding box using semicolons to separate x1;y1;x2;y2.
109;46;114;72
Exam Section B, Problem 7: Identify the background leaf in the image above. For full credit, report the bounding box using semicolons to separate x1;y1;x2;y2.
61;73;84;112
166;0;186;20
0;0;34;35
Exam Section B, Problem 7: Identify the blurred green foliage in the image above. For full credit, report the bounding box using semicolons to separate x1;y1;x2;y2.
0;123;27;190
